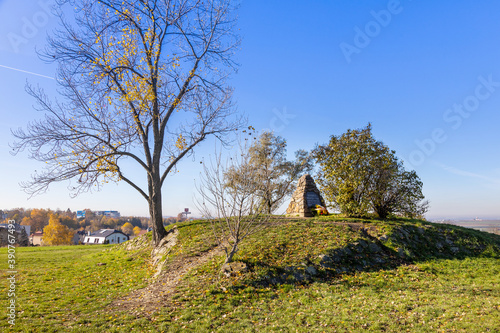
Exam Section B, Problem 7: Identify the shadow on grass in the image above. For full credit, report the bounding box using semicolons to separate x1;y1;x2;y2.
234;222;500;289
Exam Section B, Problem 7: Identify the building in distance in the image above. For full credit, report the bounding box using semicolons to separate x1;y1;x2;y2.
76;210;120;219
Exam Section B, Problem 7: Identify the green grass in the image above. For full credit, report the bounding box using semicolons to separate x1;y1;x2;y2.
1;217;500;332
1;244;152;332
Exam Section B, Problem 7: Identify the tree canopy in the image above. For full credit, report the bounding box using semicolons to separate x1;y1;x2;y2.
12;0;242;246
43;213;75;245
313;124;428;219
121;222;134;235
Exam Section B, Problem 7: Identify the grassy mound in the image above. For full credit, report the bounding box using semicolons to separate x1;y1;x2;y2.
1;217;499;332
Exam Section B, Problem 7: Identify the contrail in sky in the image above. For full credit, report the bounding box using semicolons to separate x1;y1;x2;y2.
0;64;55;80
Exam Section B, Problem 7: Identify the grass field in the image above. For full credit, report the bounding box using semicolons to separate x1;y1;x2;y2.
1;217;500;332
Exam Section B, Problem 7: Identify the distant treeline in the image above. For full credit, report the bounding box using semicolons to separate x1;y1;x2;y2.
0;208;186;235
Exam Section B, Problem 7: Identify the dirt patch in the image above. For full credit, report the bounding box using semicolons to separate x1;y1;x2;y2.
109;242;223;317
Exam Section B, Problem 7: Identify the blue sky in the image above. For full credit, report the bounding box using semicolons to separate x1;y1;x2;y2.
1;0;500;220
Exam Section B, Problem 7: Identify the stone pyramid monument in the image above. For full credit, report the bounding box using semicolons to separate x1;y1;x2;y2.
286;174;326;217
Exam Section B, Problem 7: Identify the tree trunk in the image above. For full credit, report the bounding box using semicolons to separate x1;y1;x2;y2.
224;243;238;264
374;204;388;219
266;198;272;215
149;173;168;246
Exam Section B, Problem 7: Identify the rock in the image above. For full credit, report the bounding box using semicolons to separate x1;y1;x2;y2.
400;228;410;239
319;254;334;267
358;240;369;249
151;228;177;257
368;242;382;253
351;242;365;253
96;262;106;266
374;257;386;264
221;261;248;277
305;266;317;276
286;174;327;217
151;227;179;279
318;254;330;262
378;234;388;242
364;227;379;238
293;272;307;282
332;254;342;263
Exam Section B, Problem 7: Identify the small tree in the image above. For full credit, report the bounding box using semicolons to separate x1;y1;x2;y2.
196;148;271;264
133;226;142;236
313;124;428;219
121;222;134;235
43;214;75;245
225;131;312;214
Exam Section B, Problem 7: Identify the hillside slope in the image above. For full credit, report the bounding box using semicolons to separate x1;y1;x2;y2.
1;217;499;332
112;216;500;332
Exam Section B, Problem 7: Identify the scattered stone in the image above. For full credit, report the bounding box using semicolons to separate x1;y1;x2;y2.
368;242;382;253
364;227;380;238
286;174;326;217
293;272;307;282
374;257;386;264
318;254;334;267
331;254;343;263
400;228;410;239
96;263;106;266
318;254;330;262
445;238;454;246
352;242;365;253
305;266;317;276
358;240;369;249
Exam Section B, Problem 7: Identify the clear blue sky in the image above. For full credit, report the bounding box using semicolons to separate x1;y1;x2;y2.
1;0;500;220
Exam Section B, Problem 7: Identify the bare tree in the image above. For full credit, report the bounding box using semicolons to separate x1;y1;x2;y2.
196;146;270;264
225;131;313;214
11;0;242;246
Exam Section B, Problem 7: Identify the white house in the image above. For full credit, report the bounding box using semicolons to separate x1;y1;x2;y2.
83;229;129;245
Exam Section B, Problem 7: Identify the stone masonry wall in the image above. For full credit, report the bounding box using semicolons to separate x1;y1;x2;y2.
286;174;326;217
